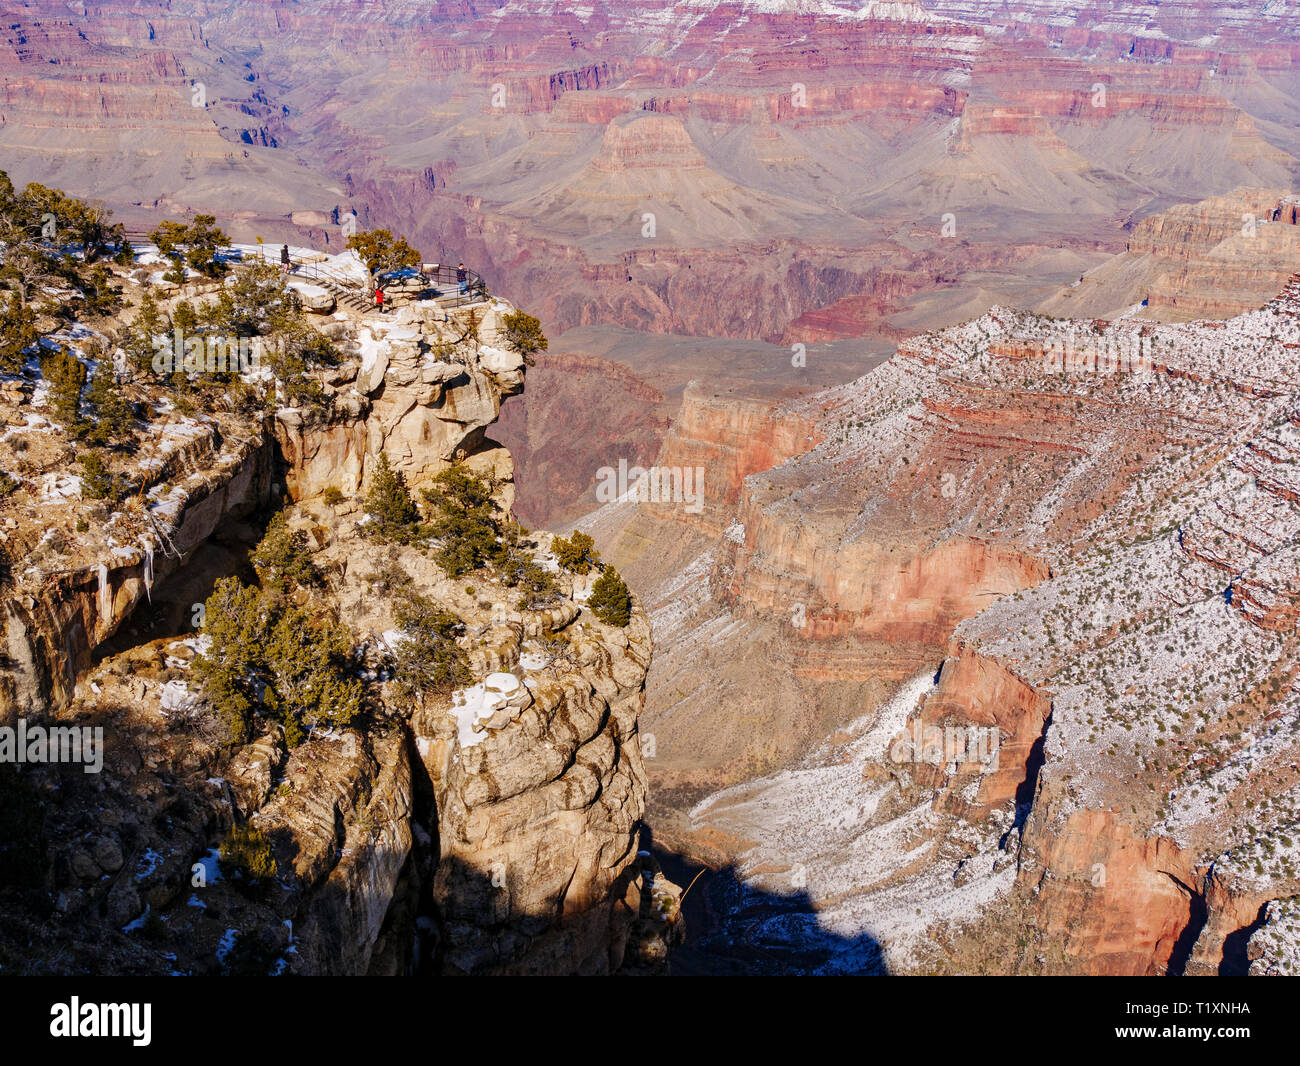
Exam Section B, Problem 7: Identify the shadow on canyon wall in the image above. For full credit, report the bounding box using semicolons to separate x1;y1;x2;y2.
645;828;888;976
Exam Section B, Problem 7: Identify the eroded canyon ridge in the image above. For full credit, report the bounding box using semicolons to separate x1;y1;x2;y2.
5;0;1300;975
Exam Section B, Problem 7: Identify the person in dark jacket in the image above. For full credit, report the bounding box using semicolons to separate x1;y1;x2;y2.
280;243;290;274
457;262;468;295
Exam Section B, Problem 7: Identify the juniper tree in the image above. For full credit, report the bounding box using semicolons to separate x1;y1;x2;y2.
41;346;86;428
219;824;277;881
171;299;199;333
264;316;336;408
249;509;320;594
553;530;599;575
82;357;135;447
0;172;125;319
588;566;632;627
500;309;548;366
151;214;229;279
422;466;503;575
199;260;281;336
77;451;120;500
18;182;122;263
363;452;421;543
388;588;470;708
260;601;363;742
0;291;36;373
118;291;168;375
192;576;264;743
345;228;421;275
194;572;362;747
500;547;558;610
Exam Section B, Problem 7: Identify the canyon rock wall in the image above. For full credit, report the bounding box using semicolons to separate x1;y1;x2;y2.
0;262;676;976
1041;189;1300;322
583;269;1300;974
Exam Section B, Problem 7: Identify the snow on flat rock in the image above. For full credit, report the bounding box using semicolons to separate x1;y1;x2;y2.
519;649;549;672
159;680;201;716
39;473;83;501
286;280;330;300
0;413;55;441
447;673;523;749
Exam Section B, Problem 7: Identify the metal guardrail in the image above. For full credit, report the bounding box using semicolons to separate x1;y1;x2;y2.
405;263;488;309
122;234;488;312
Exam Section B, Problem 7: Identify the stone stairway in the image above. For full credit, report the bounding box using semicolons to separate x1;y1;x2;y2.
292;259;489;318
316;275;372;315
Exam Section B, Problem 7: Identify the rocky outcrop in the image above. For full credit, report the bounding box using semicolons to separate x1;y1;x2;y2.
275;299;526;503
413;596;653;974
0;426;274;717
0;298;526;721
1246;896;1300;976
591;273;1300;973
1041;189;1300;322
0;253;670;976
647;384;822;535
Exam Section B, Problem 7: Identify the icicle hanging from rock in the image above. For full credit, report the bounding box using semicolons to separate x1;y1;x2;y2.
142;541;154;603
97;563;112;627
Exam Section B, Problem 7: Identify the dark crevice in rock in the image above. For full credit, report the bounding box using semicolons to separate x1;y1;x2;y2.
1165;874;1208;977
1218;899;1271;976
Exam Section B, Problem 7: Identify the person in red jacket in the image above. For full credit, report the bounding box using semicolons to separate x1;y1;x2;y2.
374;286;385;314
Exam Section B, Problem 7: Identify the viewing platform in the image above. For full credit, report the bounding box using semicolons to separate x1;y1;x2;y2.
122;232;488;318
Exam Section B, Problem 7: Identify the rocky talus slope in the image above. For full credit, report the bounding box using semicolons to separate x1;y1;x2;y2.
0;260;680;975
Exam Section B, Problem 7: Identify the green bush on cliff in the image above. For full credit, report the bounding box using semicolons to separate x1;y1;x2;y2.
78;451;121;501
16;180;124;263
345;228;421;276
0;291;37;374
194;517;362;745
552;530;599;575
219;824;277;881
500;548;559;611
81;355;136;447
78;263;121;317
250;510;321;594
117;290;168;375
500;309;548;366
363;452;422;543
588;566;632;628
259;601;363;735
151;214;229;280
193;578;263;743
262;317;335;409
388;588;470;707
114;252;336;414
41;345;86;428
198;259;280;336
421;466;505;577
0;170;127;338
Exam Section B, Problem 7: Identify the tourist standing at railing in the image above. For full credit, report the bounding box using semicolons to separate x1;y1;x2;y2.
280;243;290;275
457;262;468;295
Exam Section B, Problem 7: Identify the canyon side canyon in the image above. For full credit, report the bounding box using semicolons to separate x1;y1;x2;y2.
5;0;1300;976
